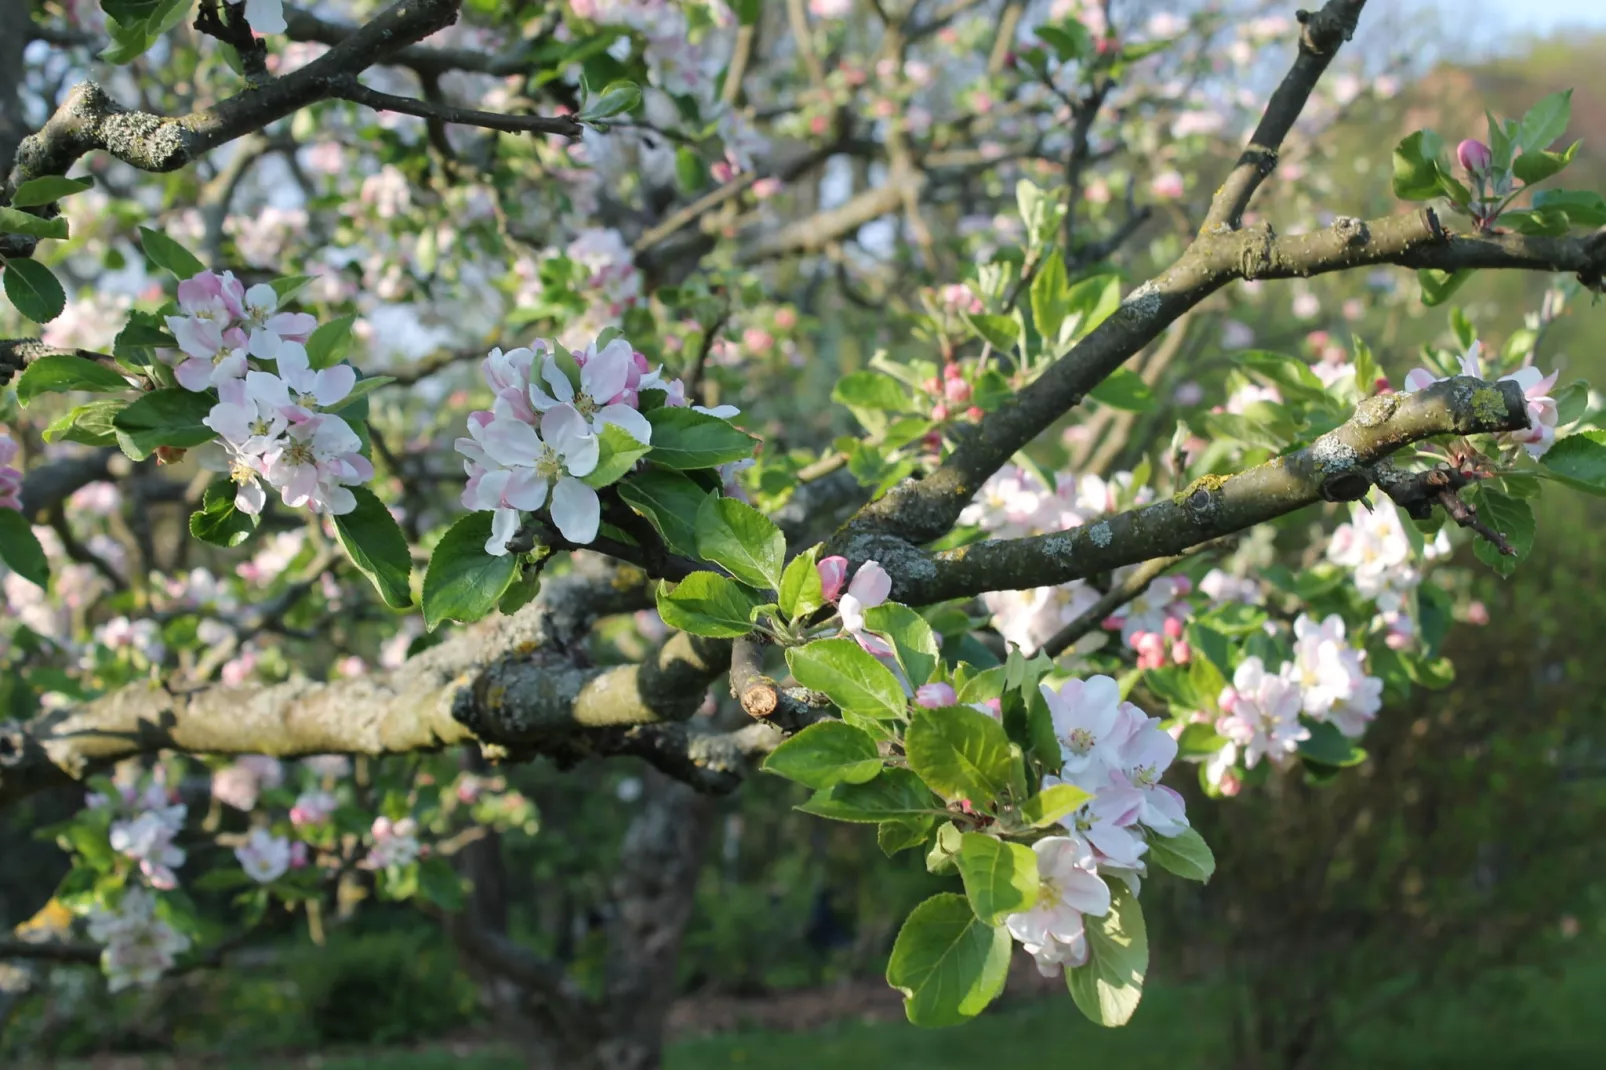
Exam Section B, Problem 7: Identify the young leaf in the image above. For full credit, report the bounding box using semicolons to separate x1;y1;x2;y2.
138;226;206;278
832;371;909;412
644;407;757;470
655;571;761;638
695;494;784;589
189;480;259;548
43;400;124;447
304;315;357;370
422;512;519;630
0;510;50;589
15;354;131;403
111;388;216;456
1516;89;1572;153
0;208;69;240
617;467;708;557
1419;266;1474;307
1392;130;1446;201
1087;368;1154;412
582;423;651;489
3;258;67;323
1469;488;1535;576
1146;827;1215;883
762;721;883;789
786;637;907;719
1019;782;1094;828
9;175;94;208
333;488;413;610
964;312;1021;352
957;834;1039;924
878;816;935;857
1066;881;1149;1027
905;705;1016;803
860;603;939;687
1297;719;1367;768
797;767;936;823
778;544;825;620
579;79;642;121
1540;430;1606;495
885;893;1012;1028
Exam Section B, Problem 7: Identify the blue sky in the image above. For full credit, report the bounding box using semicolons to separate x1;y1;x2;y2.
1504;0;1606;30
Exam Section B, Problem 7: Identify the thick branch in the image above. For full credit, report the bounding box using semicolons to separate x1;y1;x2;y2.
5;0;464;194
283;5;539;78
848;377;1529;606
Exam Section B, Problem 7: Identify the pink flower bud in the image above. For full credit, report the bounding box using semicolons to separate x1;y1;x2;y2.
1466;601;1490;626
1218;771;1242;797
1457;138;1492;174
942;361;964;381
943;378;972;403
1163;616;1185;640
922;377;941;395
915;682;958;708
1171;576;1192;595
817;556;849;602
931;402;950;422
290;842;309;869
1102;615;1124;631
1218;688;1239;715
965;406;984;421
1373;376;1392;395
774;307;797;330
1171;640;1191;665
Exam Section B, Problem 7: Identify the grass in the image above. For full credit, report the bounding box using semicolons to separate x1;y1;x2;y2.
25;945;1606;1069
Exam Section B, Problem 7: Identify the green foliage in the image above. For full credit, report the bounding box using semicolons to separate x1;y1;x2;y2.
656;571;763;637
333;488;414;610
786;638;908;719
189;479;260;548
0;509;49;589
617;467;709;557
885;893;1011;1027
1067;881;1149;1027
955;833;1038;924
904;705;1018;804
3;257;66;323
695;495;784;589
14;354;131;402
111;387;216;458
422;511;520;630
762;721;883;789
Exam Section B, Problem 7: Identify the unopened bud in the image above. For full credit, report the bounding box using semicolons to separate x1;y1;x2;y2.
1456;138;1492;174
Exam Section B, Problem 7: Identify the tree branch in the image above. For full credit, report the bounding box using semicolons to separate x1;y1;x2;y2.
333;79;583;139
4;0;465;195
1039;551;1199;658
843;376;1530;606
1201;0;1367;231
282;5;542;79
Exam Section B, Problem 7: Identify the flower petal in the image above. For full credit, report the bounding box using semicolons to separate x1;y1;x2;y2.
594;403;652;445
550;477;601;544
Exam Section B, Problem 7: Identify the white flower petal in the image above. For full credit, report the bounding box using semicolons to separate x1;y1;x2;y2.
550;477;600;544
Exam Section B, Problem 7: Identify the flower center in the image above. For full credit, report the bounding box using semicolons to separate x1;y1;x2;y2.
1037;875;1064;910
1065;727;1096;755
535;445;564;481
249;416;273;437
230;459;258;485
573;392;599;418
1131;764;1158;789
284;442;316;467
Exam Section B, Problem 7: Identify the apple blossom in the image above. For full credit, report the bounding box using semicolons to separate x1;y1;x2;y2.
0;430;23;511
1288;614;1383;737
290;790;338;827
817;555;849;602
1040;675;1126;779
364;816;422;869
915;682;957;708
836;560;894;656
236;828;293;884
1457;138;1492;174
239;282;316;358
530;337;653;444
275;341;356;409
1216;657;1309;769
109;810;186;890
86;889;192;992
1003;835;1112;975
262;412;374;515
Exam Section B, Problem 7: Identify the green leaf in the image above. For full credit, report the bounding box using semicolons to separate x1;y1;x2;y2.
832;371;908;412
0;510;49;589
1087;368;1154;412
878;816;934;857
786;637;907;719
1540;430;1606;495
0;207;68;240
957;834;1038;924
905;705;1016;803
695;494;784;589
1298;719;1367;768
617;467;708;557
778;544;825;621
422;512;519;630
926;821;963;874
1146;827;1215;883
1417;268;1473;307
886;893;1011;1028
674;145;707;193
43;399;123;447
1469;488;1535;576
101;17;153;63
1392;130;1447;201
3;258;67;323
645;407;757;470
1533;188;1606;226
964;312;1021;352
582;423;651;488
762;721;883;789
303;314;357;371
1030;253;1070;349
188;479;259;548
138;226;205;278
1516;89;1571;153
579;79;642;121
1512;145;1576;186
333;487;413;610
1065;274;1122;333
860;603;940;687
15;354;131;403
1036;22;1092;63
112;388;216;456
1019;782;1094;828
655;571;761;638
417;855;466;911
267;275;320;302
9;175;94;208
1066;881;1148;1027
798;767;936;823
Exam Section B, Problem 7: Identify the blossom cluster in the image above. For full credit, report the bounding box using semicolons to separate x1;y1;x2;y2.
569;0;721;99
84;888;192;993
159;270;372;516
1203;615;1383;794
1326;499;1448;648
1005;675;1187;975
456;332;736;555
89;770;187;891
